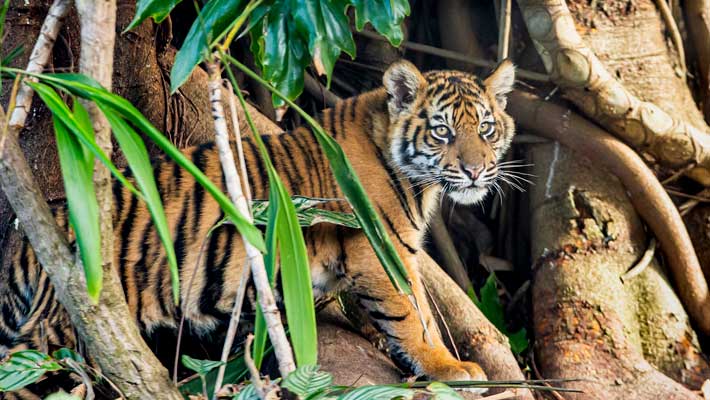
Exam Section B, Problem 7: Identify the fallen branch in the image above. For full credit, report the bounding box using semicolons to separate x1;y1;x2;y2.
508;90;710;334
516;0;710;185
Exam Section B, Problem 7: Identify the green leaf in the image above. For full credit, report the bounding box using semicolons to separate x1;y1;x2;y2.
179;347;265;396
1;45;23;67
282;365;333;398
170;0;246;92
0;350;62;392
126;0;182;32
256;0;309;108
470;273;528;355
181;355;224;377
426;382;463;400
252;183;281;369
234;384;260;400
230;80;317;366
51;348;84;364
53;116;103;301
349;0;410;46
292;0;356;84
100;106;180;303
225;54;412;295
26;72;266;253
27;81;140;197
508;328;529;355
338;386;413;400
252;197;359;229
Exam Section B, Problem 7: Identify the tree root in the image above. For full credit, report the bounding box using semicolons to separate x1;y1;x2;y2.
509;90;710;335
516;0;710;185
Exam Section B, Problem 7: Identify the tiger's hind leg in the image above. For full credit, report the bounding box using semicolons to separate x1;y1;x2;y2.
338;231;486;383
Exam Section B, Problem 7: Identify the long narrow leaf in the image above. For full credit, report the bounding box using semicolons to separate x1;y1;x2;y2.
223;55;411;294
53;117;102;301
230;78;317;366
27;81;141;197
101;106;180;303
252;184;280;369
22;72;265;252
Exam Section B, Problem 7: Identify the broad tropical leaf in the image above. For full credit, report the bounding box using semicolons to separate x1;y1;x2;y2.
0;350;62;392
170;0;246;92
281;365;333;397
126;0;182;31
338;386;413;400
181;355;224;377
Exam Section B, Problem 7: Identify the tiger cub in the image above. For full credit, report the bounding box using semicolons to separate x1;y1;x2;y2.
0;60;515;383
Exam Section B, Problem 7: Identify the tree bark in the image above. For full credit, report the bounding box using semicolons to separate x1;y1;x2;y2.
509;92;710;391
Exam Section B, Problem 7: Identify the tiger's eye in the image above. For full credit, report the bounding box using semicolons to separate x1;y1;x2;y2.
436;126;449;136
479;121;495;138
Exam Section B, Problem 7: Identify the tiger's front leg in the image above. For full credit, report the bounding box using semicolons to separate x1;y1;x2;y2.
339;231;487;383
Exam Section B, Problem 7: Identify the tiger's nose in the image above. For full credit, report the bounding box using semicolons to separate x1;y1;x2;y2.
461;163;485;180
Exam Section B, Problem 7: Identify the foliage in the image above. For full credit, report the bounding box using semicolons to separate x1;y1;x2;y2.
126;0;182;31
0;348;87;393
231;365;473;400
251;196;360;228
182;355;225;398
161;0;409;107
470;273;529;354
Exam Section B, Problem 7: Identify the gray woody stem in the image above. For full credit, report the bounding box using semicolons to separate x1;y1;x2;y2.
516;0;710;185
207;62;296;381
7;0;71;134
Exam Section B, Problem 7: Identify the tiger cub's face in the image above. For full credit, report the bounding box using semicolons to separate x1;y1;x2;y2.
384;60;516;205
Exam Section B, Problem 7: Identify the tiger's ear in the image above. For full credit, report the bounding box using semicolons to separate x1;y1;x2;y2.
484;59;516;108
383;60;425;117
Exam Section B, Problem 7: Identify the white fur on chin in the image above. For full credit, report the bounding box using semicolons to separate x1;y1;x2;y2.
447;187;488;205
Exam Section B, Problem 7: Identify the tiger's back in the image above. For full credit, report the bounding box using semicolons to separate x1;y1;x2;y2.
0;60;517;394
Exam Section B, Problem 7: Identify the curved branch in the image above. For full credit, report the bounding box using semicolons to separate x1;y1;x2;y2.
516;0;710;185
508;90;710;335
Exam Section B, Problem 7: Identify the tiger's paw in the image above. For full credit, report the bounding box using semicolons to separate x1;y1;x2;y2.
426;360;488;394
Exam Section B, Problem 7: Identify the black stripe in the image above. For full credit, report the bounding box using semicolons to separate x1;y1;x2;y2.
244;137;269;196
191;148;211;235
338;99;348;138
199;226;232;319
356;293;383;302
133;218;155;329
349;96;358;121
373;148;419;230
118;194;140;287
274;134;302;190
286;129;317;194
368;310;408;321
378;206;418;255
